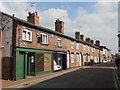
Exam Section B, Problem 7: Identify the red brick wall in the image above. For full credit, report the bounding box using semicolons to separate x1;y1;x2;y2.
16;25;69;52
15;24;101;68
2;57;12;80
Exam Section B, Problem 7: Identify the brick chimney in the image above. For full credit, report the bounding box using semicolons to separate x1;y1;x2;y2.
27;12;39;26
80;34;84;41
91;40;94;45
55;19;64;34
96;40;100;46
75;31;80;40
86;37;91;43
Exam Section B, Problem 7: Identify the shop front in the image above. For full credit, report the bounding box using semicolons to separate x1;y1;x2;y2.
53;51;67;71
16;47;53;80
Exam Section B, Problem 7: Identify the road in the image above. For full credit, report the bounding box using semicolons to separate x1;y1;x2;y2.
23;62;116;88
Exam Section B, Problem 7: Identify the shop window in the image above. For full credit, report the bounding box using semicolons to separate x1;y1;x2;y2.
36;54;44;72
22;29;32;42
76;53;79;62
57;38;62;47
38;33;48;44
53;54;62;71
71;53;74;63
76;43;79;49
71;41;74;49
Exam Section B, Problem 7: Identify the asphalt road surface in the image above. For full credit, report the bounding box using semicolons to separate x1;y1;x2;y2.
24;62;116;88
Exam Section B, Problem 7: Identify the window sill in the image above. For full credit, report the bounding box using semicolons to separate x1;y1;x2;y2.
22;40;32;43
58;46;62;48
40;43;48;46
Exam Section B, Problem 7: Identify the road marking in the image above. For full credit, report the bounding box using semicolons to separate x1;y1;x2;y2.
113;69;118;89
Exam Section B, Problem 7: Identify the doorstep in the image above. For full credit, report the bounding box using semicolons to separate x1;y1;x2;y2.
2;66;83;88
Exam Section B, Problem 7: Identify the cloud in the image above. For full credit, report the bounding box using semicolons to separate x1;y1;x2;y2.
73;2;118;54
0;1;27;20
38;8;69;29
0;1;118;54
36;2;118;54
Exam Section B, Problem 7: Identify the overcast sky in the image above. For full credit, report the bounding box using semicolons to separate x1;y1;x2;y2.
0;0;118;54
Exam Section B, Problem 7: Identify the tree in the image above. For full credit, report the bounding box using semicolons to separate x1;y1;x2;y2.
115;53;120;58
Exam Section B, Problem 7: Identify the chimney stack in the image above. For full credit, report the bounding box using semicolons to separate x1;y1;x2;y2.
27;12;39;26
96;40;100;46
55;19;64;34
75;31;80;40
91;40;94;45
86;37;91;43
80;34;84;41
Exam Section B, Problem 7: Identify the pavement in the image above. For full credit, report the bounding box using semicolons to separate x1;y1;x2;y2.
1;66;85;89
23;62;116;88
1;62;119;89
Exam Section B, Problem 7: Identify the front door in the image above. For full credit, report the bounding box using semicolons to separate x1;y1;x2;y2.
67;52;70;68
62;54;67;70
17;52;25;80
27;53;35;75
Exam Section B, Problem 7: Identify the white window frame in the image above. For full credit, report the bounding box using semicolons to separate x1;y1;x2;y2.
22;29;32;42
71;53;74;63
84;55;86;62
57;38;62;47
88;46;89;52
84;45;86;51
76;43;79;49
94;48;95;53
40;33;48;44
76;53;79;62
92;47;93;52
71;41;74;49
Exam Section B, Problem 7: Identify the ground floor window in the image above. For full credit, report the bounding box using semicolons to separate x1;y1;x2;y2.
36;53;52;72
71;53;74;63
76;53;79;62
84;55;86;62
53;54;62;71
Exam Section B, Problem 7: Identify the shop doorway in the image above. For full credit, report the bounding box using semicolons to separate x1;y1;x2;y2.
27;52;35;76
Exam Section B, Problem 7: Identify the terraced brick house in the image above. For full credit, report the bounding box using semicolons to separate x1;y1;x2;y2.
0;11;111;81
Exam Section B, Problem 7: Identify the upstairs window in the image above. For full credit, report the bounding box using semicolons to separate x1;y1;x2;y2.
57;38;62;47
84;45;86;51
71;41;74;49
76;43;79;49
92;48;93;52
22;29;32;42
38;33;48;44
88;46;89;52
94;48;95;53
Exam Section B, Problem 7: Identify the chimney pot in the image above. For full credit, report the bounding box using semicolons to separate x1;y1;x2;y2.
86;37;91;43
55;19;64;34
80;34;84;41
75;31;80;40
27;11;39;26
96;40;100;46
